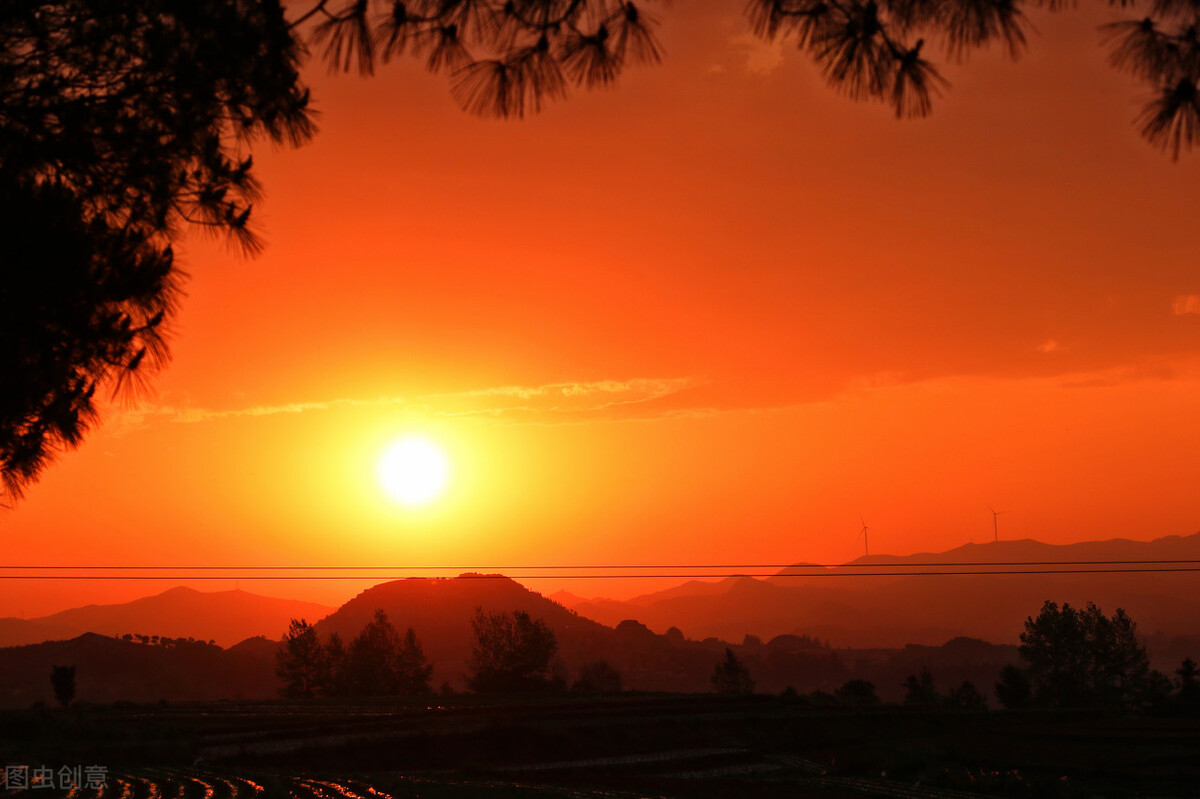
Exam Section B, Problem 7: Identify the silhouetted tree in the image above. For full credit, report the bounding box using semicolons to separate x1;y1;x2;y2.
573;659;623;693
1174;657;1200;714
346;610;402;695
0;1;313;504
948;680;987;710
1019;601;1163;710
466;609;558;692
302;0;1200;152
319;632;349;697
711;648;755;695
276;619;326;699
835;678;880;704
744;0;1200;156
50;665;75;707
994;663;1032;709
395;627;434;694
1143;668;1175;710
903;669;939;704
331;611;434;696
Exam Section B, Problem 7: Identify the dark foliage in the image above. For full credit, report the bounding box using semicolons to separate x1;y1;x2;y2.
467;608;559;692
994;662;1032;709
0;0;313;503
835;678;880;703
903;668;939;704
49;664;75;707
345;609;432;695
276;611;431;697
395;626;435;694
1175;657;1200;714
319;632;349;696
712;647;756;695
947;679;987;709
276;619;326;699
573;659;623;692
304;0;1200;149
1018;600;1169;710
745;0;1200;155
118;633;216;647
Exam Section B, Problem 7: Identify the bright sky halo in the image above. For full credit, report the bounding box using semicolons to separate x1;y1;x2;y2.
378;435;451;508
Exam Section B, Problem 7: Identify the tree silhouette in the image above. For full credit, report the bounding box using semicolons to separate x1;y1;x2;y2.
50;664;76;707
711;648;755;695
351;610;431;695
319;632;350;697
278;613;431;697
276;619;327;698
994;662;1032;709
0;0;312;504
301;0;1200;153
466;608;558;692
1018;600;1168;710
395;626;434;694
1176;657;1200;714
744;0;1200;156
573;659;623;693
903;668;939;704
835;678;880;704
947;679;987;710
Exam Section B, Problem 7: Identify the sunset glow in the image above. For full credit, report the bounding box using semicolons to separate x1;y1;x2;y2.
2;3;1200;622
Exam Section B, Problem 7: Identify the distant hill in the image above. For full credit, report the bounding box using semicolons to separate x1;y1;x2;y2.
0;633;278;707
0;577;1032;706
0;587;336;648
4;533;1197;706
309;575;1026;699
557;533;1200;649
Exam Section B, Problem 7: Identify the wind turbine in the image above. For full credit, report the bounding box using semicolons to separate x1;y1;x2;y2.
858;516;870;557
988;505;1006;543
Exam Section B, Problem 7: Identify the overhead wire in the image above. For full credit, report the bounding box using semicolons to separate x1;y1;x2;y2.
2;560;1200;579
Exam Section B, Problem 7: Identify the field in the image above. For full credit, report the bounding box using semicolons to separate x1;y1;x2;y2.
3;695;1199;798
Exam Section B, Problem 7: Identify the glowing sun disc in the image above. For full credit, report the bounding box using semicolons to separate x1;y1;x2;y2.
378;437;450;507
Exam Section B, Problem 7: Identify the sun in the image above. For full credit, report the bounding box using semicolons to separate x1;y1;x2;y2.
378;436;451;508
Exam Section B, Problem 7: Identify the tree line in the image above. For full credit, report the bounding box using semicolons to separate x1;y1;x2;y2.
41;598;1200;711
995;600;1198;714
774;601;1199;714
114;633;218;648
276;607;626;698
277;600;1199;711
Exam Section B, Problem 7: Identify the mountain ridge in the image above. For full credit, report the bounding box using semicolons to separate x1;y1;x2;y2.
0;586;336;648
558;531;1200;646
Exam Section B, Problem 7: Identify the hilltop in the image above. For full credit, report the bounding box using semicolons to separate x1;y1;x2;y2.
0;587;335;648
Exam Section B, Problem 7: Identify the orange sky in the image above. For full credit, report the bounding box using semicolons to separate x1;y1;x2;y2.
3;3;1200;617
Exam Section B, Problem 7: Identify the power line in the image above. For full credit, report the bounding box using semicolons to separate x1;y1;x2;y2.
3;567;1200;580
3;559;1200;570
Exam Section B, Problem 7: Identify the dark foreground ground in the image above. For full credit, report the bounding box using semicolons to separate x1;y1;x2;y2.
2;694;1198;798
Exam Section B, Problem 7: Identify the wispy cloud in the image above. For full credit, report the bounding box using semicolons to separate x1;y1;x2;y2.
113;377;701;431
730;33;785;76
1172;294;1200;315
